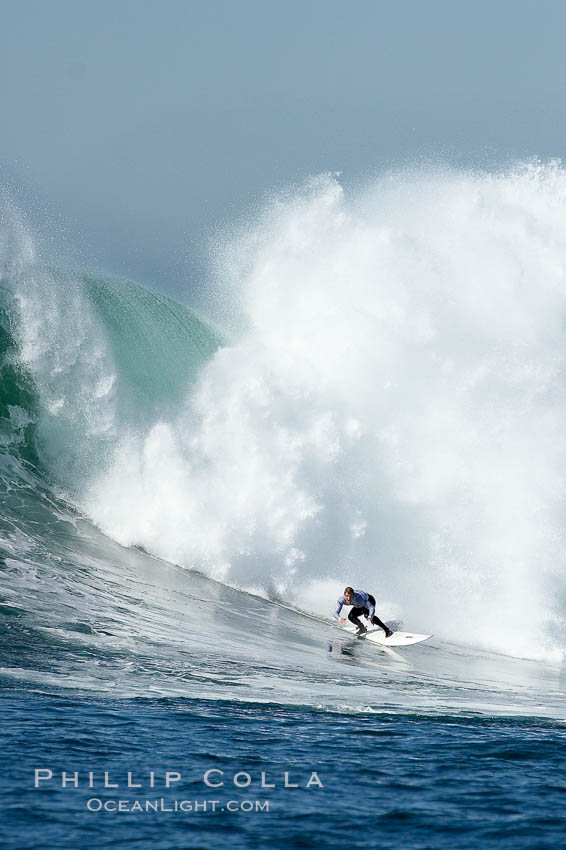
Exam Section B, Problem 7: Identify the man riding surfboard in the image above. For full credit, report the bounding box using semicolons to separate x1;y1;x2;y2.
334;586;393;637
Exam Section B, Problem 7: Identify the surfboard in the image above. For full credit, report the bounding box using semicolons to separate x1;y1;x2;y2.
342;625;432;646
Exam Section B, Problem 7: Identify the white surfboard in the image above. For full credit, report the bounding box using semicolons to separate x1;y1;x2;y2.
342;625;432;646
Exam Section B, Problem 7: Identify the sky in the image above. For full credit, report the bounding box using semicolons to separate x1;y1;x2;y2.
2;0;566;301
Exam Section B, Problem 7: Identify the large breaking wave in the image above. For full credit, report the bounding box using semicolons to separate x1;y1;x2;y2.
2;162;566;663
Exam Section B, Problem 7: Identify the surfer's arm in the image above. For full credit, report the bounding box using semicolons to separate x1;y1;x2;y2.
366;598;375;620
333;597;345;621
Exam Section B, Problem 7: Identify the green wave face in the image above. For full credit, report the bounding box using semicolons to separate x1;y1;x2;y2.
0;299;39;467
0;268;224;487
82;273;224;421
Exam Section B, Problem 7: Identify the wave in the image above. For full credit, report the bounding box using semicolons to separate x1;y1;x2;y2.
2;163;566;666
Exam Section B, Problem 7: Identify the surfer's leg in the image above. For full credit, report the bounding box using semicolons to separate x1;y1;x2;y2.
348;607;366;633
370;613;393;636
367;595;393;637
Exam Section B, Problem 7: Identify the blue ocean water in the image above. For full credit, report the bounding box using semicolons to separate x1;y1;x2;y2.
3;687;566;849
3;166;566;847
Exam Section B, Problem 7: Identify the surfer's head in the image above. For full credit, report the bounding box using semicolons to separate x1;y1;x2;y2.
344;586;354;603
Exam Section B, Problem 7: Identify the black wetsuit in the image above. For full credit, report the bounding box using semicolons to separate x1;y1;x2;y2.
347;594;391;634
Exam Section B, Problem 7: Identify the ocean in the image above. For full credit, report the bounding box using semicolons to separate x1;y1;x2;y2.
2;164;566;848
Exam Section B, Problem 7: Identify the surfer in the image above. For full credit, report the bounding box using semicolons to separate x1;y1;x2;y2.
334;586;393;637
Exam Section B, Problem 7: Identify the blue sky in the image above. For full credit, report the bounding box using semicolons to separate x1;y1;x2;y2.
2;0;566;298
